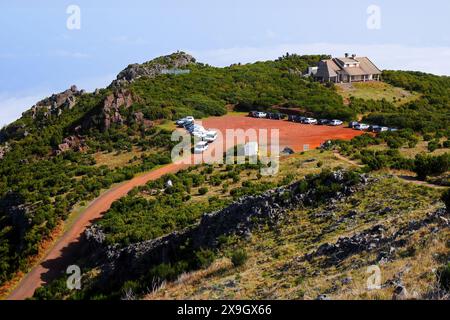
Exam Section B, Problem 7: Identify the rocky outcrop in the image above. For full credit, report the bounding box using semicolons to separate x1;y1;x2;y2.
101;89;134;130
110;52;195;87
0;143;10;160
56;135;87;155
85;171;370;283
30;85;84;120
301;208;449;267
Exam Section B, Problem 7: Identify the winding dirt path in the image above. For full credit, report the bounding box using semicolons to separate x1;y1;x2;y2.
7;162;189;300
7;115;365;300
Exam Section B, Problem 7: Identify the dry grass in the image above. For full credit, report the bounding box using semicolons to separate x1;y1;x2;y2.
336;82;420;106
145;174;447;300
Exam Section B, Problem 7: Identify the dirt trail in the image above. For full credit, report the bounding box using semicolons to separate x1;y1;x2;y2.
7;115;365;300
7;162;189;300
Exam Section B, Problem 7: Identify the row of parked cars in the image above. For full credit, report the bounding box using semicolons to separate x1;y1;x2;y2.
348;121;397;133
249;111;344;127
176;116;218;153
288;116;344;126
248;111;287;120
248;111;398;133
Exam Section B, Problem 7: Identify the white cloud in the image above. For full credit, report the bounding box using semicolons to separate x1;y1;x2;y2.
190;43;450;75
0;73;115;127
0;93;44;127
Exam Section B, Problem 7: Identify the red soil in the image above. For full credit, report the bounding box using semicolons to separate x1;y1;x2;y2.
202;115;364;152
7;115;363;300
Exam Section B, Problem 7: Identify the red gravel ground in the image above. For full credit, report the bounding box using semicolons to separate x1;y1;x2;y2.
202;115;365;152
8;114;363;300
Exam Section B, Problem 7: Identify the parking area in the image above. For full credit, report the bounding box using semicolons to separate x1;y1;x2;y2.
201;114;366;152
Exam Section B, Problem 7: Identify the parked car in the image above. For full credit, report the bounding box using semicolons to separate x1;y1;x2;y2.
294;116;306;123
349;121;359;128
270;113;286;120
192;129;207;139
329;119;343;126
369;125;380;132
318;119;330;125
304;118;318;125
194;141;209;153
187;124;204;133
354;123;370;131
249;111;258;117
255;112;267;118
373;126;389;133
389;128;399;132
176;116;195;127
288;114;297;122
203;131;218;142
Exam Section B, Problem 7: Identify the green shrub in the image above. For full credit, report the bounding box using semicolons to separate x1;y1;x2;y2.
195;249;216;269
438;263;450;291
231;249;248;267
428;140;440;152
198;187;209;195
443;140;450;148
442;189;450;211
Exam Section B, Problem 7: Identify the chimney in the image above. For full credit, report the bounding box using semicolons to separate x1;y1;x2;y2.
345;53;349;58
352;54;356;59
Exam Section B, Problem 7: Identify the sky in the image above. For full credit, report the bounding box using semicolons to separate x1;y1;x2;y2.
1;0;450;126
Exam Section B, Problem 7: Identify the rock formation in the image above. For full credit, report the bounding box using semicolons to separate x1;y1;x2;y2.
110;52;195;87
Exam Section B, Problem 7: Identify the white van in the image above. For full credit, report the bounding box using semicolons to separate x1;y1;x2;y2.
203;131;218;142
194;141;209;153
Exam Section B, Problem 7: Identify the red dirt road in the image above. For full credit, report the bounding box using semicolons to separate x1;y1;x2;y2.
7;115;363;300
7;163;189;300
202;115;364;152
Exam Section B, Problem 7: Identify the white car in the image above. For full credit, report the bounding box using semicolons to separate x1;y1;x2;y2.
255;112;267;118
194;141;209;153
176;116;195;126
355;123;370;131
192;129;207;139
329;119;343;126
304;118;318;124
203;131;218;142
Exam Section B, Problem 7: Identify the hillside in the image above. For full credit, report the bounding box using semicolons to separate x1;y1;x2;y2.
0;51;449;300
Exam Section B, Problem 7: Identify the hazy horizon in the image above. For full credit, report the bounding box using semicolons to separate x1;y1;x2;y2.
2;0;450;126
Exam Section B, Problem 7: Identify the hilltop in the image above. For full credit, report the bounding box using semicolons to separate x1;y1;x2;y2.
0;51;449;300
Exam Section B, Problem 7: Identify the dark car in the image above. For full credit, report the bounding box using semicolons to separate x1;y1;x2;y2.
349;121;359;128
249;111;258;118
295;116;307;123
288;114;297;122
266;112;274;119
369;125;380;132
318;119;330;125
271;113;286;120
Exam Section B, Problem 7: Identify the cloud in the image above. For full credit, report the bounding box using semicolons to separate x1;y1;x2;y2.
189;43;450;75
0;93;45;127
0;73;115;127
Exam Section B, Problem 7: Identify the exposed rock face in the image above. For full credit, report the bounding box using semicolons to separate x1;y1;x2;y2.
0;143;10;160
301;208;449;267
56;135;87;155
85;171;370;283
30;85;84;120
110;52;195;87
101;89;134;130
